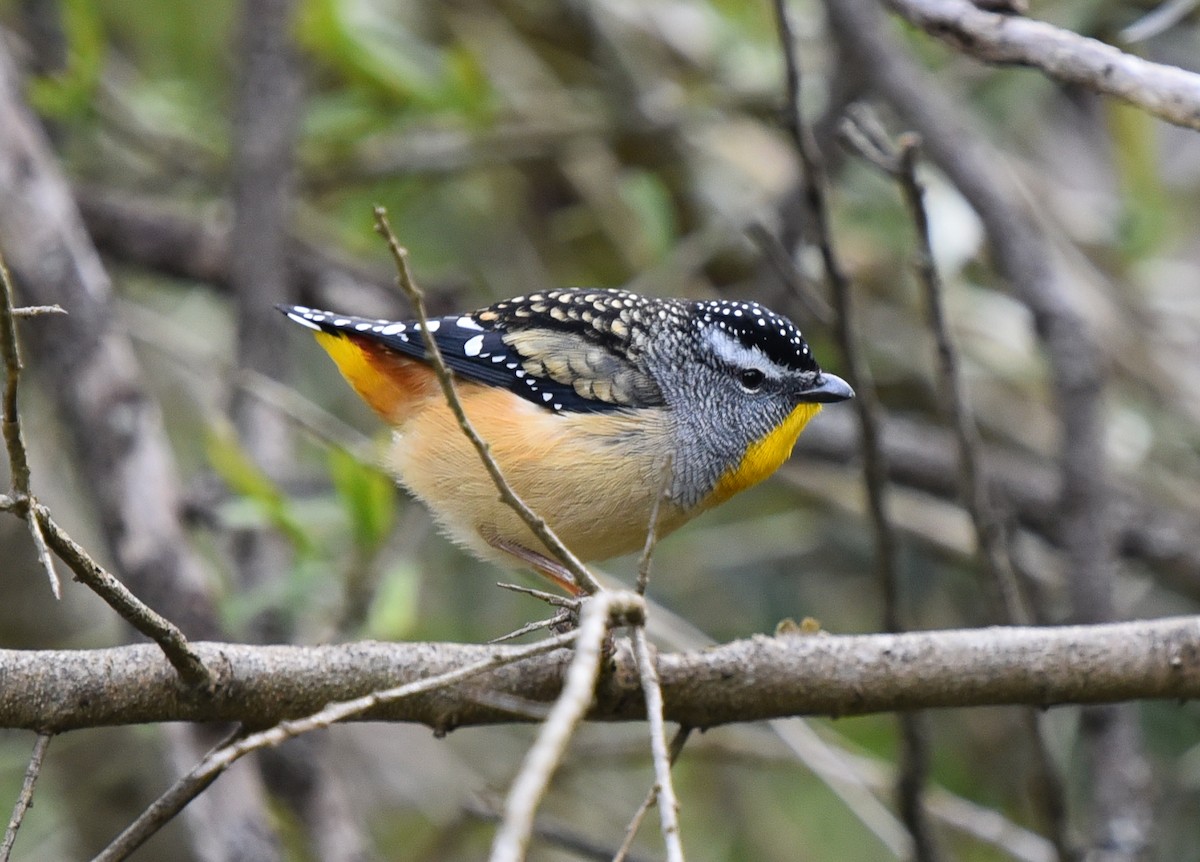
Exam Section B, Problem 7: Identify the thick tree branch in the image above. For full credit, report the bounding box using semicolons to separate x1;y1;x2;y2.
882;0;1200;132
1;617;1198;732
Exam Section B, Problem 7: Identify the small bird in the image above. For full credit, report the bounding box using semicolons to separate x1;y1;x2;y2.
280;289;852;592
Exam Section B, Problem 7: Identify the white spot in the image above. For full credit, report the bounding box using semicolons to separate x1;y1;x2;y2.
354;322;372;331
455;315;482;331
286;312;321;331
553;403;562;410
333;318;350;326
515;370;526;378
542;392;553;402
491;355;505;363
463;334;485;357
426;319;441;332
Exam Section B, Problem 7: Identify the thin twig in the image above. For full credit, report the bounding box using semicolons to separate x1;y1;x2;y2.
12;305;66;318
839;100;1076;862
489;591;643;862
0;500;212;688
770;3;941;860
889;129;1074;862
839;107;1027;623
0;732;51;862
372;206;602;596
495;582;582;610
636;453;674;596
92;629;579;862
612;727;692;862
467;799;655;862
747;222;834;327
631;628;685;862
489;610;575;644
0;252;60;599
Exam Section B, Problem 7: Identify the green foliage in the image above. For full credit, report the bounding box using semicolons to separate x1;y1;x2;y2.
205;422;313;557
327;445;395;552
26;0;105;119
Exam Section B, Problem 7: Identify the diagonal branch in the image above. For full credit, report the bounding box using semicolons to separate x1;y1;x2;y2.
372;207;602;595
882;0;1200;132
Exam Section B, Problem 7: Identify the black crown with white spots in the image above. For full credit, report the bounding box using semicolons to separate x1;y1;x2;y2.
690;298;816;373
279;288;820;414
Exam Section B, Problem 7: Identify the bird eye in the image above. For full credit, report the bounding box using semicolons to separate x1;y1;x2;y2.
739;368;765;391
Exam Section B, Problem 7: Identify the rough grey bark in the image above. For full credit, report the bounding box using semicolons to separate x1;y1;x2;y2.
1;617;1197;731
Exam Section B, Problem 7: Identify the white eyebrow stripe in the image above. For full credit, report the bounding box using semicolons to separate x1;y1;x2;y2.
704;328;781;377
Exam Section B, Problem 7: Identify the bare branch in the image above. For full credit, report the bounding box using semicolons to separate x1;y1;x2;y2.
2;617;1199;732
0;732;51;862
631;628;684;862
882;0;1200;131
1;501;213;689
0;252;59;598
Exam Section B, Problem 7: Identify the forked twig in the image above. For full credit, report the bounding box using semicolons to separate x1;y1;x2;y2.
372;207;601;595
489;591;644;862
0;253;59;598
93;630;579;862
0;256;210;688
612;727;692;862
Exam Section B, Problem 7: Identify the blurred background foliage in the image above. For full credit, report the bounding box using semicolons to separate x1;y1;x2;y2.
1;0;1200;859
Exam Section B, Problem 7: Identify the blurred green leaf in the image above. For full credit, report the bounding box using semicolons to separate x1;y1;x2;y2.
27;0;106;119
618;168;678;264
206;423;314;556
327;445;396;552
298;0;488;112
365;560;419;640
1108;98;1168;258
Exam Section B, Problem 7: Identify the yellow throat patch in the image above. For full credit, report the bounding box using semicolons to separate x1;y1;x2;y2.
707;402;822;508
313;330;409;420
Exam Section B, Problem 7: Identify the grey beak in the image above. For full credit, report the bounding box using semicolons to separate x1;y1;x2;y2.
798;372;854;404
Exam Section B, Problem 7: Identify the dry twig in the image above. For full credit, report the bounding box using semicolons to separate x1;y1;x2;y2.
489;592;642;862
771;2;941;858
840;111;1074;859
0;253;59;598
92;630;580;862
612;727;693;862
883;0;1200;132
372;207;602;596
0;732;51;862
629;629;685;862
